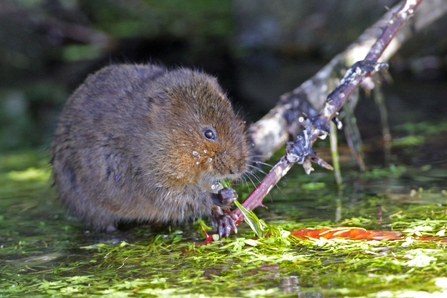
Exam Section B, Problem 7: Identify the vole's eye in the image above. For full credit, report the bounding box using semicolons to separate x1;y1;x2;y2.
203;128;216;140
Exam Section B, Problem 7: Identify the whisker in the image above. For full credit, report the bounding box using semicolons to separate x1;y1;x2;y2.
247;164;268;176
242;172;258;189
253;161;273;168
250;170;265;186
250;154;274;164
234;169;260;188
240;176;252;191
246;170;261;185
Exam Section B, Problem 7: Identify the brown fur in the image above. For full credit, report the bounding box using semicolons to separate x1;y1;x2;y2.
50;64;251;231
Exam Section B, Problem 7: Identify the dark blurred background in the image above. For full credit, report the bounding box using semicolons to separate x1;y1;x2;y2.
1;0;446;152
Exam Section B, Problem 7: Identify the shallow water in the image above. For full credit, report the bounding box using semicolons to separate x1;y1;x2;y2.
1;127;446;297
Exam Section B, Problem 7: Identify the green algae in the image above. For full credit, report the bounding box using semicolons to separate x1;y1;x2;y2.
1;126;447;297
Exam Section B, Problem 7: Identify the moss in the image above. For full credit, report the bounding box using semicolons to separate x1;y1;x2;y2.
1;126;447;297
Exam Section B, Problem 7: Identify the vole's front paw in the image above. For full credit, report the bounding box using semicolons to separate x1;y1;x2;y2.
211;187;238;208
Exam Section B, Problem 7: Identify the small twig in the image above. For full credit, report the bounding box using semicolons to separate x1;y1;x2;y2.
248;0;434;162
231;0;421;227
233;61;388;225
376;205;383;225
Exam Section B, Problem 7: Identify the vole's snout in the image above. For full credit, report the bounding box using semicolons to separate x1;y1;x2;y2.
222;153;247;179
231;159;247;176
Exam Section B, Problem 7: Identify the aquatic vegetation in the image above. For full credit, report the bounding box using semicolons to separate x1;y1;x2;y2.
1;130;447;297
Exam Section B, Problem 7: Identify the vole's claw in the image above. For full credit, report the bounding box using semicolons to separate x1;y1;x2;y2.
212;206;238;237
218;214;238;237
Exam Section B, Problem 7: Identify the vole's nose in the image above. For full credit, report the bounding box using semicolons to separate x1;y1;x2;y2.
229;160;245;176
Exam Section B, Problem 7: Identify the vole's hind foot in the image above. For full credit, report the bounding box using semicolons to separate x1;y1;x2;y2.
105;224;117;233
211;206;238;237
87;216;118;233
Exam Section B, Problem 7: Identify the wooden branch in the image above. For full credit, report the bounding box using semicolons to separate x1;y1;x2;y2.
233;61;388;227
248;0;445;162
231;0;423;228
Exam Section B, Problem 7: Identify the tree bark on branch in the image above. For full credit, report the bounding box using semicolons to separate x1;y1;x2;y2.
217;0;438;237
248;0;447;162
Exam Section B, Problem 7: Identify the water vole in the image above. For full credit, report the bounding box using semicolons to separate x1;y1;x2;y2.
51;64;252;235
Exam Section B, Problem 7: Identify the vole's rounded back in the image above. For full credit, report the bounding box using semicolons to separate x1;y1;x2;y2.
51;64;251;232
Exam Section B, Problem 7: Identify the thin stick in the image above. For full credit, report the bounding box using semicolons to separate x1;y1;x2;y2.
231;0;422;226
249;0;440;162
